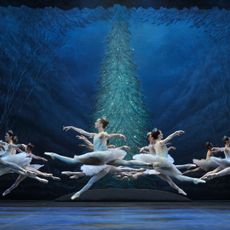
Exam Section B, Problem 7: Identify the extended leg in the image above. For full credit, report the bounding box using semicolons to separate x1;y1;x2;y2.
44;152;78;164
176;164;196;170
201;166;223;180
29;168;60;181
183;167;201;175
158;174;187;196
204;167;230;180
109;159;151;168
174;174;205;184
2;175;26;196
62;171;86;180
71;168;111;200
0;159;27;175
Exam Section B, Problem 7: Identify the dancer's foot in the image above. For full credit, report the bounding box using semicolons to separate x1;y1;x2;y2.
44;152;56;160
178;189;187;196
193;178;206;184
70;175;82;179
62;171;75;176
51;176;61;181
2;189;10;197
186;164;196;169
37;177;49;184
71;192;81;200
203;173;217;180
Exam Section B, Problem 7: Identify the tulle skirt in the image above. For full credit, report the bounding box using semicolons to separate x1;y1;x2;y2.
133;153;174;164
1;152;32;168
133;153;181;177
193;158;218;171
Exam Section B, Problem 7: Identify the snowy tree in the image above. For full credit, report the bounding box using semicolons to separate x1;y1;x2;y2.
95;14;150;157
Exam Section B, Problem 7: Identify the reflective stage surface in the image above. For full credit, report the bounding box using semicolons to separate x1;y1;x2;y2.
0;202;229;230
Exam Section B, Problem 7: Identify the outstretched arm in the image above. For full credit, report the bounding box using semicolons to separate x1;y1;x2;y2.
76;135;94;150
102;132;126;140
168;146;176;152
29;153;48;162
161;130;185;144
211;147;225;152
139;146;149;153
63;126;95;138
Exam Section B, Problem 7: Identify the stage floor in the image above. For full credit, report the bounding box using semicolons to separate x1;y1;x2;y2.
0;201;229;230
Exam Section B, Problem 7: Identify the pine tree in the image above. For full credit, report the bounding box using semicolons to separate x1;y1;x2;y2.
95;17;150;158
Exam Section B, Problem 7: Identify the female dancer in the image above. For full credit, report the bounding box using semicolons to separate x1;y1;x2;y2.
45;118;150;199
183;141;219;175
0;130;49;184
2;143;60;196
118;131;194;195
45;118;127;166
201;136;230;180
0;131;32;176
149;128;205;184
128;129;205;186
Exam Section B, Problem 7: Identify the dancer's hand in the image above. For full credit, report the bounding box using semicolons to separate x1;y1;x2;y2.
169;146;176;151
176;130;185;136
76;135;85;140
41;157;48;162
63;126;72;132
119;134;126;140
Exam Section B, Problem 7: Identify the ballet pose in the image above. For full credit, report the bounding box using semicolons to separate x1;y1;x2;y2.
133;129;205;188
46;118;151;199
0;130;50;184
45;118;127;165
150;129;205;184
183;141;219;175
119;131;193;195
201;136;230;180
0;131;33;176
2;143;60;196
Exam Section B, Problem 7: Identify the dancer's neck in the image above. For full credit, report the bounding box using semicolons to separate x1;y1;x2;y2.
98;127;104;133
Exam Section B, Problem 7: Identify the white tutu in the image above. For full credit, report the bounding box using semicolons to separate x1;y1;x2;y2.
1;152;32;168
133;153;174;164
133;153;181;177
193;158;219;171
80;164;111;176
77;149;126;165
210;156;230;167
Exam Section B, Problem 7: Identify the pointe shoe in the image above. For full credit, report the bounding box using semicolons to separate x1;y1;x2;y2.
44;152;56;159
2;190;10;196
71;192;81;200
52;176;61;181
187;164;196;169
70;175;81;179
26;170;37;177
38;178;49;184
205;174;216;180
178;189;187;196
193;178;206;184
62;171;74;176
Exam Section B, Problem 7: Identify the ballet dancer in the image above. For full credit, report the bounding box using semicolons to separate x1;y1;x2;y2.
201;136;230;180
183;141;219;175
2;143;60;196
0;130;49;184
118;131;191;195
